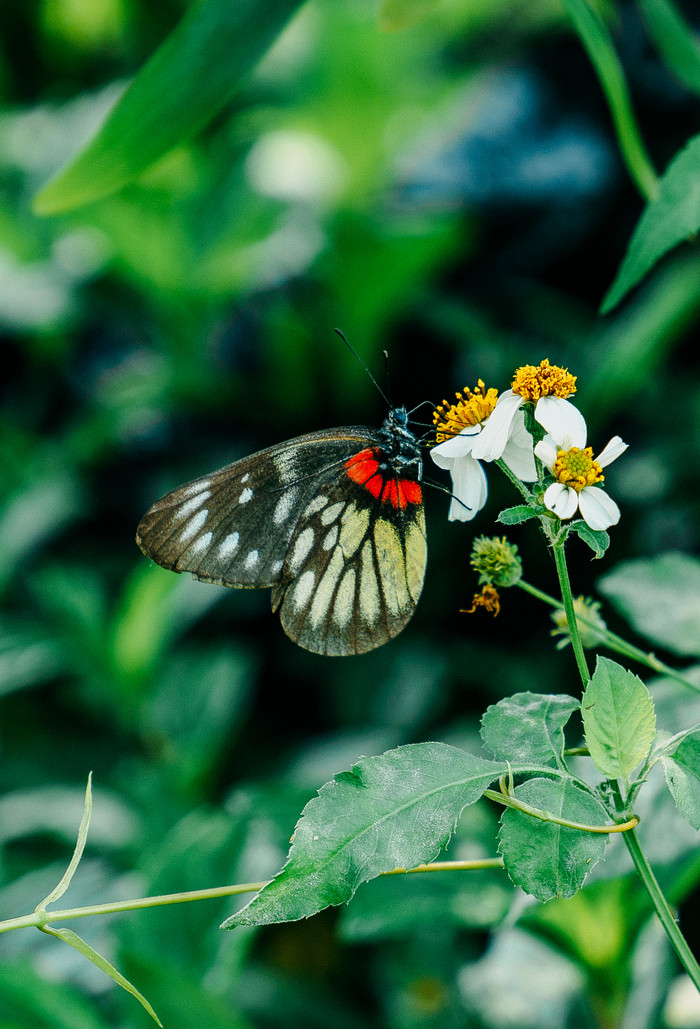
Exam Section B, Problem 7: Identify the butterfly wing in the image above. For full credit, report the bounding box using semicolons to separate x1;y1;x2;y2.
136;426;426;656
271;466;426;656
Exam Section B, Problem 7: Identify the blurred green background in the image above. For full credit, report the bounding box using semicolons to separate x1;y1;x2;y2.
2;0;700;1026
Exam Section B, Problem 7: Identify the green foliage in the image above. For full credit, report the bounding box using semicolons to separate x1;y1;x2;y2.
602;135;700;312
34;0;305;212
661;731;700;831
567;522;610;558
498;778;609;901
225;744;503;928
481;692;579;768
582;657;656;782
638;0;700;99
496;504;540;525
598;553;700;658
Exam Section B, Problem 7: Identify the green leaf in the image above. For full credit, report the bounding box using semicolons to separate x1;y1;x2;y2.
638;0;700;97
581;657;656;781
33;0;304;213
601;135;700;313
661;730;700;830
480;692;579;768
222;743;503;928
41;926;162;1026
598;552;700;657
497;504;539;525
36;773;92;910
568;521;610;558
498;777;608;901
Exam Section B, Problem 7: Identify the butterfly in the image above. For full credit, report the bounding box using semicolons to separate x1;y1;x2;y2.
136;406;427;656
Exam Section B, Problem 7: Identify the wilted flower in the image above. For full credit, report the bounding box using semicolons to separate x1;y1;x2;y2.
551;596;607;650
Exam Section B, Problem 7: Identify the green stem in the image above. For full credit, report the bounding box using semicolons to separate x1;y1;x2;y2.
0;860;505;935
517;579;700;693
483;788;638;834
552;540;591;685
496;458;534;503
624;828;700;990
562;0;658;201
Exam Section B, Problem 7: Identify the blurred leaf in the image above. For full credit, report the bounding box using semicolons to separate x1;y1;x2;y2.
498;778;608;901
481;692;579;768
582;657;656;781
0;621;65;697
597;552;700;658
34;0;305;213
661;731;700;830
602;135;700;313
378;0;447;31
0;960;105;1029
224;743;503;928
0;476;84;591
41;926;162;1026
0;784;138;849
638;0;700;97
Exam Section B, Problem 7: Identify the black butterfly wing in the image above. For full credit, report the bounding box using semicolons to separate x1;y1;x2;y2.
270;454;427;657
136;428;377;589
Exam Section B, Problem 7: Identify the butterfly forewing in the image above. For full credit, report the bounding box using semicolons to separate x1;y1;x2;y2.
136;414;426;656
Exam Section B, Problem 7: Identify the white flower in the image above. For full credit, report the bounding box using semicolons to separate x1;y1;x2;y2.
534;426;628;531
471;359;584;463
431;383;536;522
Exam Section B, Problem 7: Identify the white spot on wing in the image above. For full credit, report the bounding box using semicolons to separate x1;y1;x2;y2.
310;549;345;628
271;559;284;575
241;473;250;483
218;532;240;558
304;494;329;518
239;487;254;504
360;540;380;622
293;569;316;610
175;492;211;521
274;489;298;524
274;452;298;484
320;501;344;526
333;567;356;628
179;509;208;543
244;549;260;569
289;526;315;572
189;531;213;556
180;480;211;498
323;525;339;551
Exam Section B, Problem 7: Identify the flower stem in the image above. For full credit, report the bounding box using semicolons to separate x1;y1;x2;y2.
552;540;591;686
624;828;700;990
483;787;638;834
516;579;700;693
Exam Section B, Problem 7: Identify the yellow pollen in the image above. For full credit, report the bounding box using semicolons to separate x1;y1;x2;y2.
511;359;577;401
433;381;498;444
553;447;604;493
463;584;501;616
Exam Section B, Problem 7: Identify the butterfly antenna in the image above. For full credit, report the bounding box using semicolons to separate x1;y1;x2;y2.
334;328;390;406
382;350;394;408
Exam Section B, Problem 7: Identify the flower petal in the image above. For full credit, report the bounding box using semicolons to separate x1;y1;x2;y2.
502;413;537;481
446;455;488;522
578;487;620;530
596;435;628;469
535;396;587;449
534;438;558;471
543;482;579;520
430;426;480;465
470;390;523;462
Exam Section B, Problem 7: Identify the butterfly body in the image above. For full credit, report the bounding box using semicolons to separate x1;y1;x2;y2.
136;407;426;656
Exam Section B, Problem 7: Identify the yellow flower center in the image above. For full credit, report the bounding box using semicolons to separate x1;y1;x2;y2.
511;359;577;401
433;381;498;443
553;447;604;493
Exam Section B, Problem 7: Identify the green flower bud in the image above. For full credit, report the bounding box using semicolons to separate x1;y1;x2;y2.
550;596;607;650
469;536;522;588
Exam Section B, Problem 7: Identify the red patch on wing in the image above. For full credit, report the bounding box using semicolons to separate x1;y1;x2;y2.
345;449;422;510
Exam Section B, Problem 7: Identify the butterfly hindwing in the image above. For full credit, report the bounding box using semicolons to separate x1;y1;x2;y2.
136;414;426;656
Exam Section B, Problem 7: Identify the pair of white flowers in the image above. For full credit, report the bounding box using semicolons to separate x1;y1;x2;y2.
431;365;627;532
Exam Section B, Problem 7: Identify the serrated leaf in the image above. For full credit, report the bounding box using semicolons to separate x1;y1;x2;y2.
582;657;656;781
223;743;503;928
568;521;610;558
661;731;700;830
598;552;700;657
481;693;579;768
497;505;539;525
34;0;303;213
498;777;608;901
601;135;700;313
42;926;162;1025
